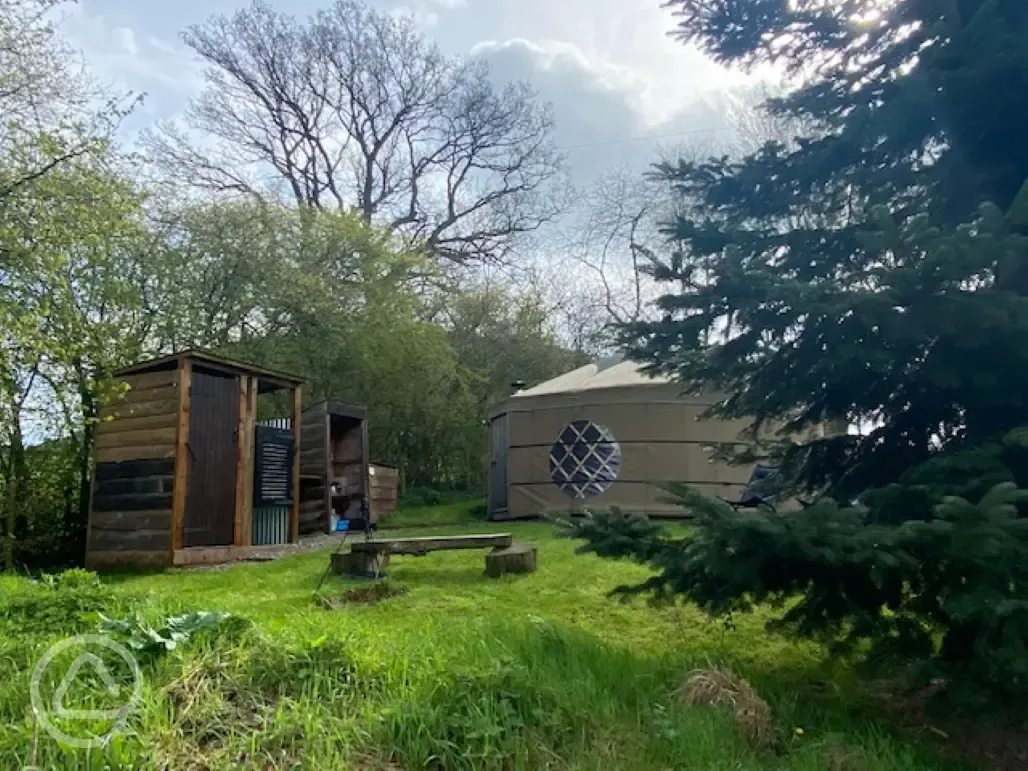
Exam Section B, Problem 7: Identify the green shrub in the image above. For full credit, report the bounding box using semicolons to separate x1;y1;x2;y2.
0;569;123;637
1;437;86;572
562;430;1028;703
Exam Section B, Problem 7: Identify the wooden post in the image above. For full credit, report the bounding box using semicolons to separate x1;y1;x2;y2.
242;377;257;548
323;406;332;535
331;550;389;577
233;375;248;547
290;385;302;543
170;359;192;555
361;415;370;521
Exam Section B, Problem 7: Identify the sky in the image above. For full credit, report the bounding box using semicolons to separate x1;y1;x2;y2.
57;0;755;188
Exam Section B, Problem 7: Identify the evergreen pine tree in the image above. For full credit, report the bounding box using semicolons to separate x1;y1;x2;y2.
567;0;1028;697
626;0;1028;497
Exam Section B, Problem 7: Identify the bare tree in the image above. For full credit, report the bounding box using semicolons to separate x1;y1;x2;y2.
144;0;569;264
555;84;819;342
562;167;655;326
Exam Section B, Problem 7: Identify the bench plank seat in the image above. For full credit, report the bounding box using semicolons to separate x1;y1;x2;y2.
350;533;512;556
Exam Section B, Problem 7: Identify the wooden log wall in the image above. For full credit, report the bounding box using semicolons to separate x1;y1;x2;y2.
299;407;328;534
86;369;180;569
369;464;398;522
299;494;328;534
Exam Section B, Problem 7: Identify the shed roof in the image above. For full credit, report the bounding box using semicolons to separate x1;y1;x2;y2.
512;354;669;399
305;400;367;421
114;349;305;390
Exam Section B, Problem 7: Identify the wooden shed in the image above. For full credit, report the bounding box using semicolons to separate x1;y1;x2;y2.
368;463;399;521
85;350;305;570
298;401;369;534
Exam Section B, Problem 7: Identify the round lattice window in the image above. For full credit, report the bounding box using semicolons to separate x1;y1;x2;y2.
549;420;622;499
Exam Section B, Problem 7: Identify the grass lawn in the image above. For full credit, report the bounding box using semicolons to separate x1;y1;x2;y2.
0;518;971;770
379;499;486;530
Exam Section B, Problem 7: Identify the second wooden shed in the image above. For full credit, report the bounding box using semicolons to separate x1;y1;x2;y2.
299;401;369;533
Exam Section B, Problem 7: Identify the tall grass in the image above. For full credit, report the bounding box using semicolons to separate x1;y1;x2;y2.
0;523;971;770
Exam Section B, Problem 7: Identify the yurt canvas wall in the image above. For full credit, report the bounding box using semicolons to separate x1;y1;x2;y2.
488;357;758;520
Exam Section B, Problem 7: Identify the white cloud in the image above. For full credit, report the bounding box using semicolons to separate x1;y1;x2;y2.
58;3;203;98
389;0;453;27
470;36;741;185
112;26;137;55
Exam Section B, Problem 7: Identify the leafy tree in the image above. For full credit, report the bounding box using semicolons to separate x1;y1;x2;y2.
0;0;137;202
1;148;149;567
445;284;583;410
0;0;144;569
149;202;481;490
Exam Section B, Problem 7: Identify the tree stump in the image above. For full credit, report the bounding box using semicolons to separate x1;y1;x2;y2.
331;550;389;577
485;544;537;577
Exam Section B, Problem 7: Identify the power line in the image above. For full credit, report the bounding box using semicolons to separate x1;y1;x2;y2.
555;124;734;151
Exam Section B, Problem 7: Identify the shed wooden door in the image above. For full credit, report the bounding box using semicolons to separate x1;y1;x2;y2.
489;414;508;516
183;370;239;547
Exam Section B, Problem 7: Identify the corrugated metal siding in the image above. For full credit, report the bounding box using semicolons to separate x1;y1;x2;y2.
253;418;292;545
252;506;290;545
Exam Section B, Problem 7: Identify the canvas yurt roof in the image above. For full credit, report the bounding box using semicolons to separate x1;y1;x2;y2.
512;354;670;399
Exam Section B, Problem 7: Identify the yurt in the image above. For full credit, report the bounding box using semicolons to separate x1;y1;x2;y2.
487;354;760;520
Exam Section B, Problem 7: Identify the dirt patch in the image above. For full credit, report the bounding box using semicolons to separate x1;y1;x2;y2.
315;583;408;609
860;678;1028;771
180;534;345;572
921;720;1028;771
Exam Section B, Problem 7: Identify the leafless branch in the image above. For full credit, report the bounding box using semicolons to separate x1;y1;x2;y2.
144;0;569;264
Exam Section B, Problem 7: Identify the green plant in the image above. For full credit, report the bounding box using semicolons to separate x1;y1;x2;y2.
0;569;120;636
41;567;101;589
98;611;232;657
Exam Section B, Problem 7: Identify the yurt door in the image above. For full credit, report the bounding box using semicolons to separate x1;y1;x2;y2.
489;414;508;515
183;369;240;547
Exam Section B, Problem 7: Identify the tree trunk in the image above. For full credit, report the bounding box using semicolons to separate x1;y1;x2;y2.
484;544;537;577
74;368;100;563
2;421;27;572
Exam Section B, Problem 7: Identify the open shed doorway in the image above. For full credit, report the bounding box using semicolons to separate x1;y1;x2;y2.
298;401;369;534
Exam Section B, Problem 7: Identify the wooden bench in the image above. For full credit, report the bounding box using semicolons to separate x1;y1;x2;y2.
330;533;536;578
